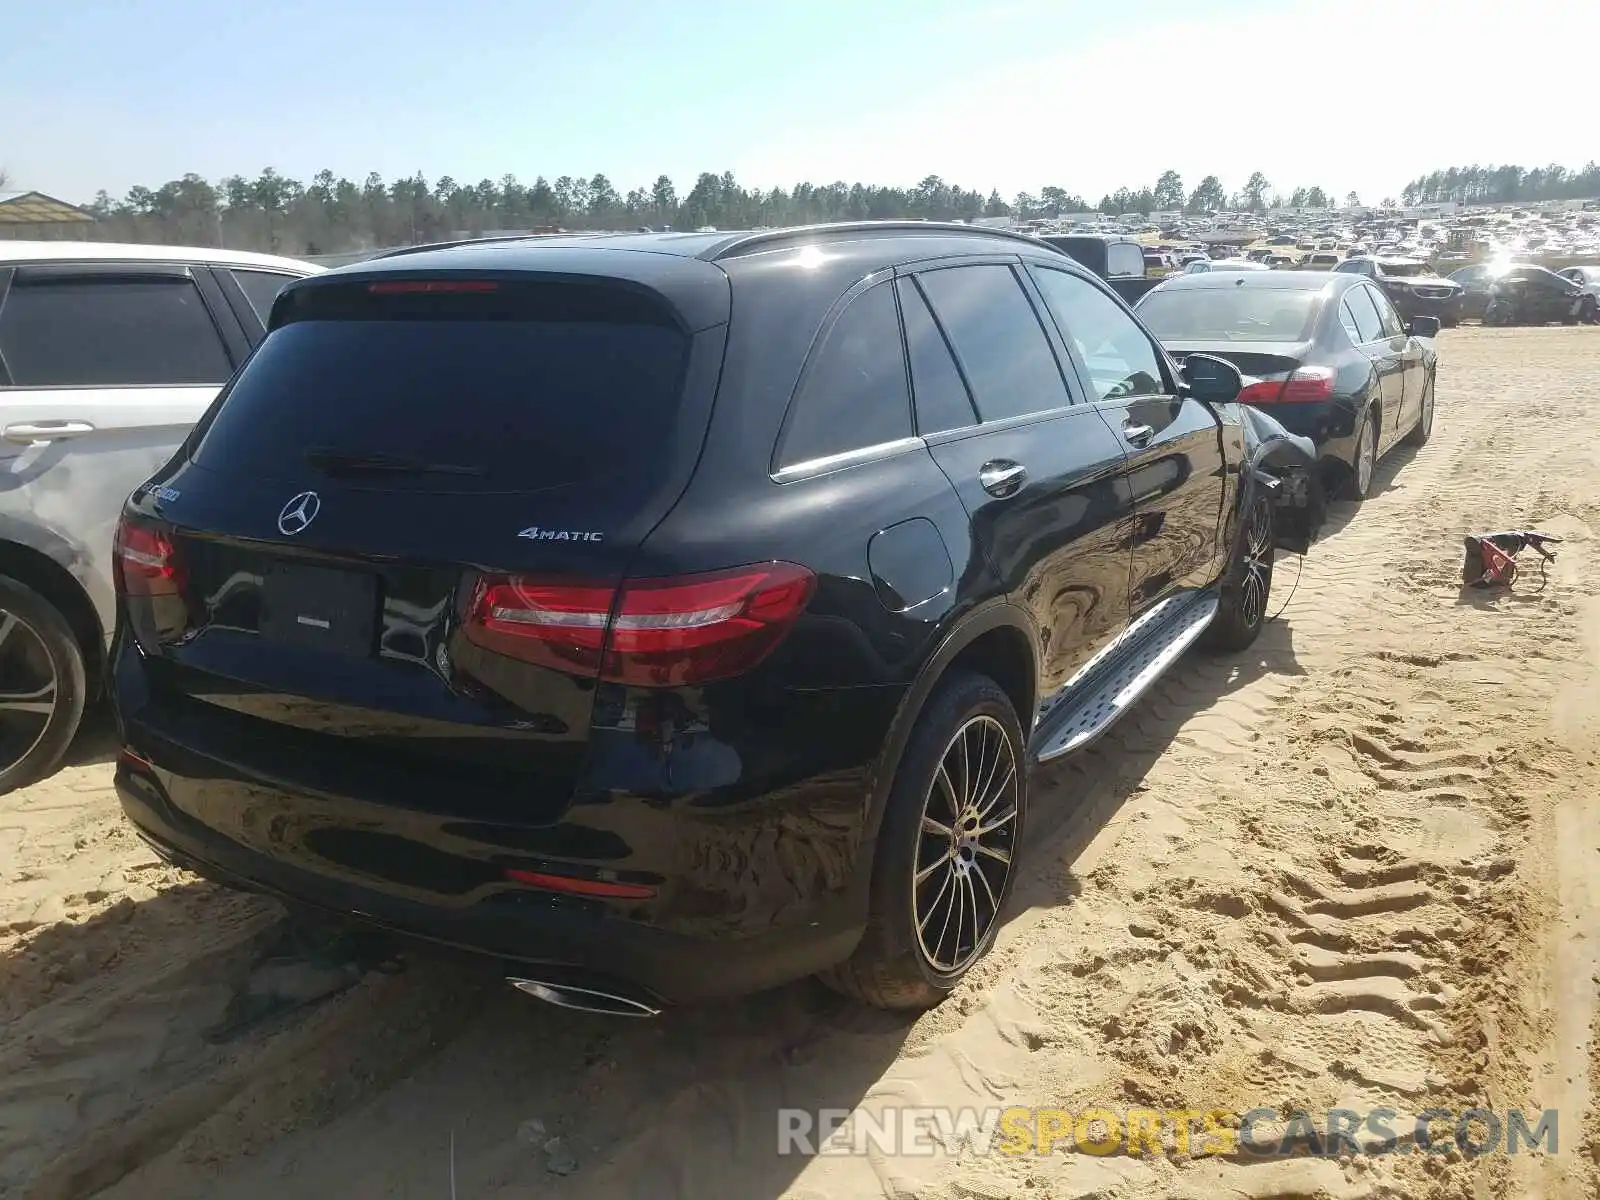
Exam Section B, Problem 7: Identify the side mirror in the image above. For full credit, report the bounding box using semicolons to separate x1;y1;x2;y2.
1180;352;1243;405
1407;315;1441;338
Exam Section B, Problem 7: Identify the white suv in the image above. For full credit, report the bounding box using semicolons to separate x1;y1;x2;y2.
0;241;321;792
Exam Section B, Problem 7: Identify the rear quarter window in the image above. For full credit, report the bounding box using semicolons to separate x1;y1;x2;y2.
777;281;912;468
231;269;301;323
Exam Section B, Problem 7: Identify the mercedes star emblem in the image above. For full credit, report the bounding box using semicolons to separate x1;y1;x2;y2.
277;490;321;536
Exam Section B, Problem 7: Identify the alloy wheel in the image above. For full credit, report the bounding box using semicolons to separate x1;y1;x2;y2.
1356;417;1376;496
1240;498;1274;629
912;714;1019;974
0;610;59;776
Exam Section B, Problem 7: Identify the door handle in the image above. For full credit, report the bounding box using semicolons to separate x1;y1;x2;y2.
1121;422;1155;448
3;421;96;444
978;460;1027;497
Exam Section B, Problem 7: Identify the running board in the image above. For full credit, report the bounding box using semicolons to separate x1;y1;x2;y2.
1031;593;1219;763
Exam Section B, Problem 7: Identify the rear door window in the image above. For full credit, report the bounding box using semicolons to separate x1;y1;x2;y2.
1367;285;1405;337
778;281;911;467
915;263;1071;422
231;269;300;323
0;272;233;387
191;279;691;493
1337;300;1364;345
896;277;977;434
1343;285;1385;344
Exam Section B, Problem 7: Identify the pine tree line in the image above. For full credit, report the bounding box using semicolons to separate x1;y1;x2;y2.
6;160;1593;256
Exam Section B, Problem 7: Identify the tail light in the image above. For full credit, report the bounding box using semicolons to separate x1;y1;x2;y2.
464;562;816;687
114;516;186;597
1237;366;1335;405
1236;376;1286;404
1277;365;1336;403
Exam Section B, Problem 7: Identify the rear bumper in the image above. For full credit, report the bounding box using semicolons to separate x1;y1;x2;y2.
1244;399;1362;472
111;635;880;1006
117;763;866;1004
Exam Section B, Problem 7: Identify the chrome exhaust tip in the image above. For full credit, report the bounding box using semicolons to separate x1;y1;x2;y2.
507;976;662;1018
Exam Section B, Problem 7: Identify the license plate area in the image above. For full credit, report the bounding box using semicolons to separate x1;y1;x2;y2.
260;562;378;656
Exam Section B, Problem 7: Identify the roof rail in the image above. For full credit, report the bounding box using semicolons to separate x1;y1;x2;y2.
700;220;1063;262
366;232;580;261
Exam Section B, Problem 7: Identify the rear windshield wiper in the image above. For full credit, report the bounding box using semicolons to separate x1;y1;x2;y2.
305;447;488;477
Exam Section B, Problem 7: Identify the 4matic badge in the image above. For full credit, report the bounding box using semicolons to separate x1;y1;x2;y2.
516;526;604;543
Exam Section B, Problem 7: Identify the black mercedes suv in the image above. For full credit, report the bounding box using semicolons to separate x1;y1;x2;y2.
111;222;1320;1015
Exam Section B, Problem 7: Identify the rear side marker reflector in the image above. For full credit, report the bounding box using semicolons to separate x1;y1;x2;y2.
118;747;155;772
465;562;816;687
503;869;657;900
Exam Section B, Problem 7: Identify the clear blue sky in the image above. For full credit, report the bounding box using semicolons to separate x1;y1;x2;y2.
2;0;1586;207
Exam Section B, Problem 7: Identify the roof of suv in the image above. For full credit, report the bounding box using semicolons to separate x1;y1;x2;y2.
302;222;1083;333
358;221;1070;265
0;239;321;272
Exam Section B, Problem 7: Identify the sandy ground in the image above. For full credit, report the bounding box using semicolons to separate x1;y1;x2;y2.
5;324;1600;1199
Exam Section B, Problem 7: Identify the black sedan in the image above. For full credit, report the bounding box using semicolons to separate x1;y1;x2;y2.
1334;256;1463;327
1483;265;1596;326
1135;271;1439;502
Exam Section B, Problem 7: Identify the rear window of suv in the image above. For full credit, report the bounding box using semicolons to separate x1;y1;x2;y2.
189;279;689;493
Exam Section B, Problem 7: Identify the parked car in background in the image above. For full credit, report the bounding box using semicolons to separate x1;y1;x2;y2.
1556;266;1600;320
1037;233;1163;304
1483;264;1596;326
1334;256;1463;327
1136;270;1438;501
1304;252;1341;270
0;241;320;792
1143;250;1177;275
112;221;1322;1014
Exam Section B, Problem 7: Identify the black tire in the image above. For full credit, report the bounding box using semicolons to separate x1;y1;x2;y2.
1345;409;1380;501
819;671;1026;1010
1440;314;1458;329
0;575;88;795
1203;487;1275;653
1581;297;1598;325
1404;370;1435;447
